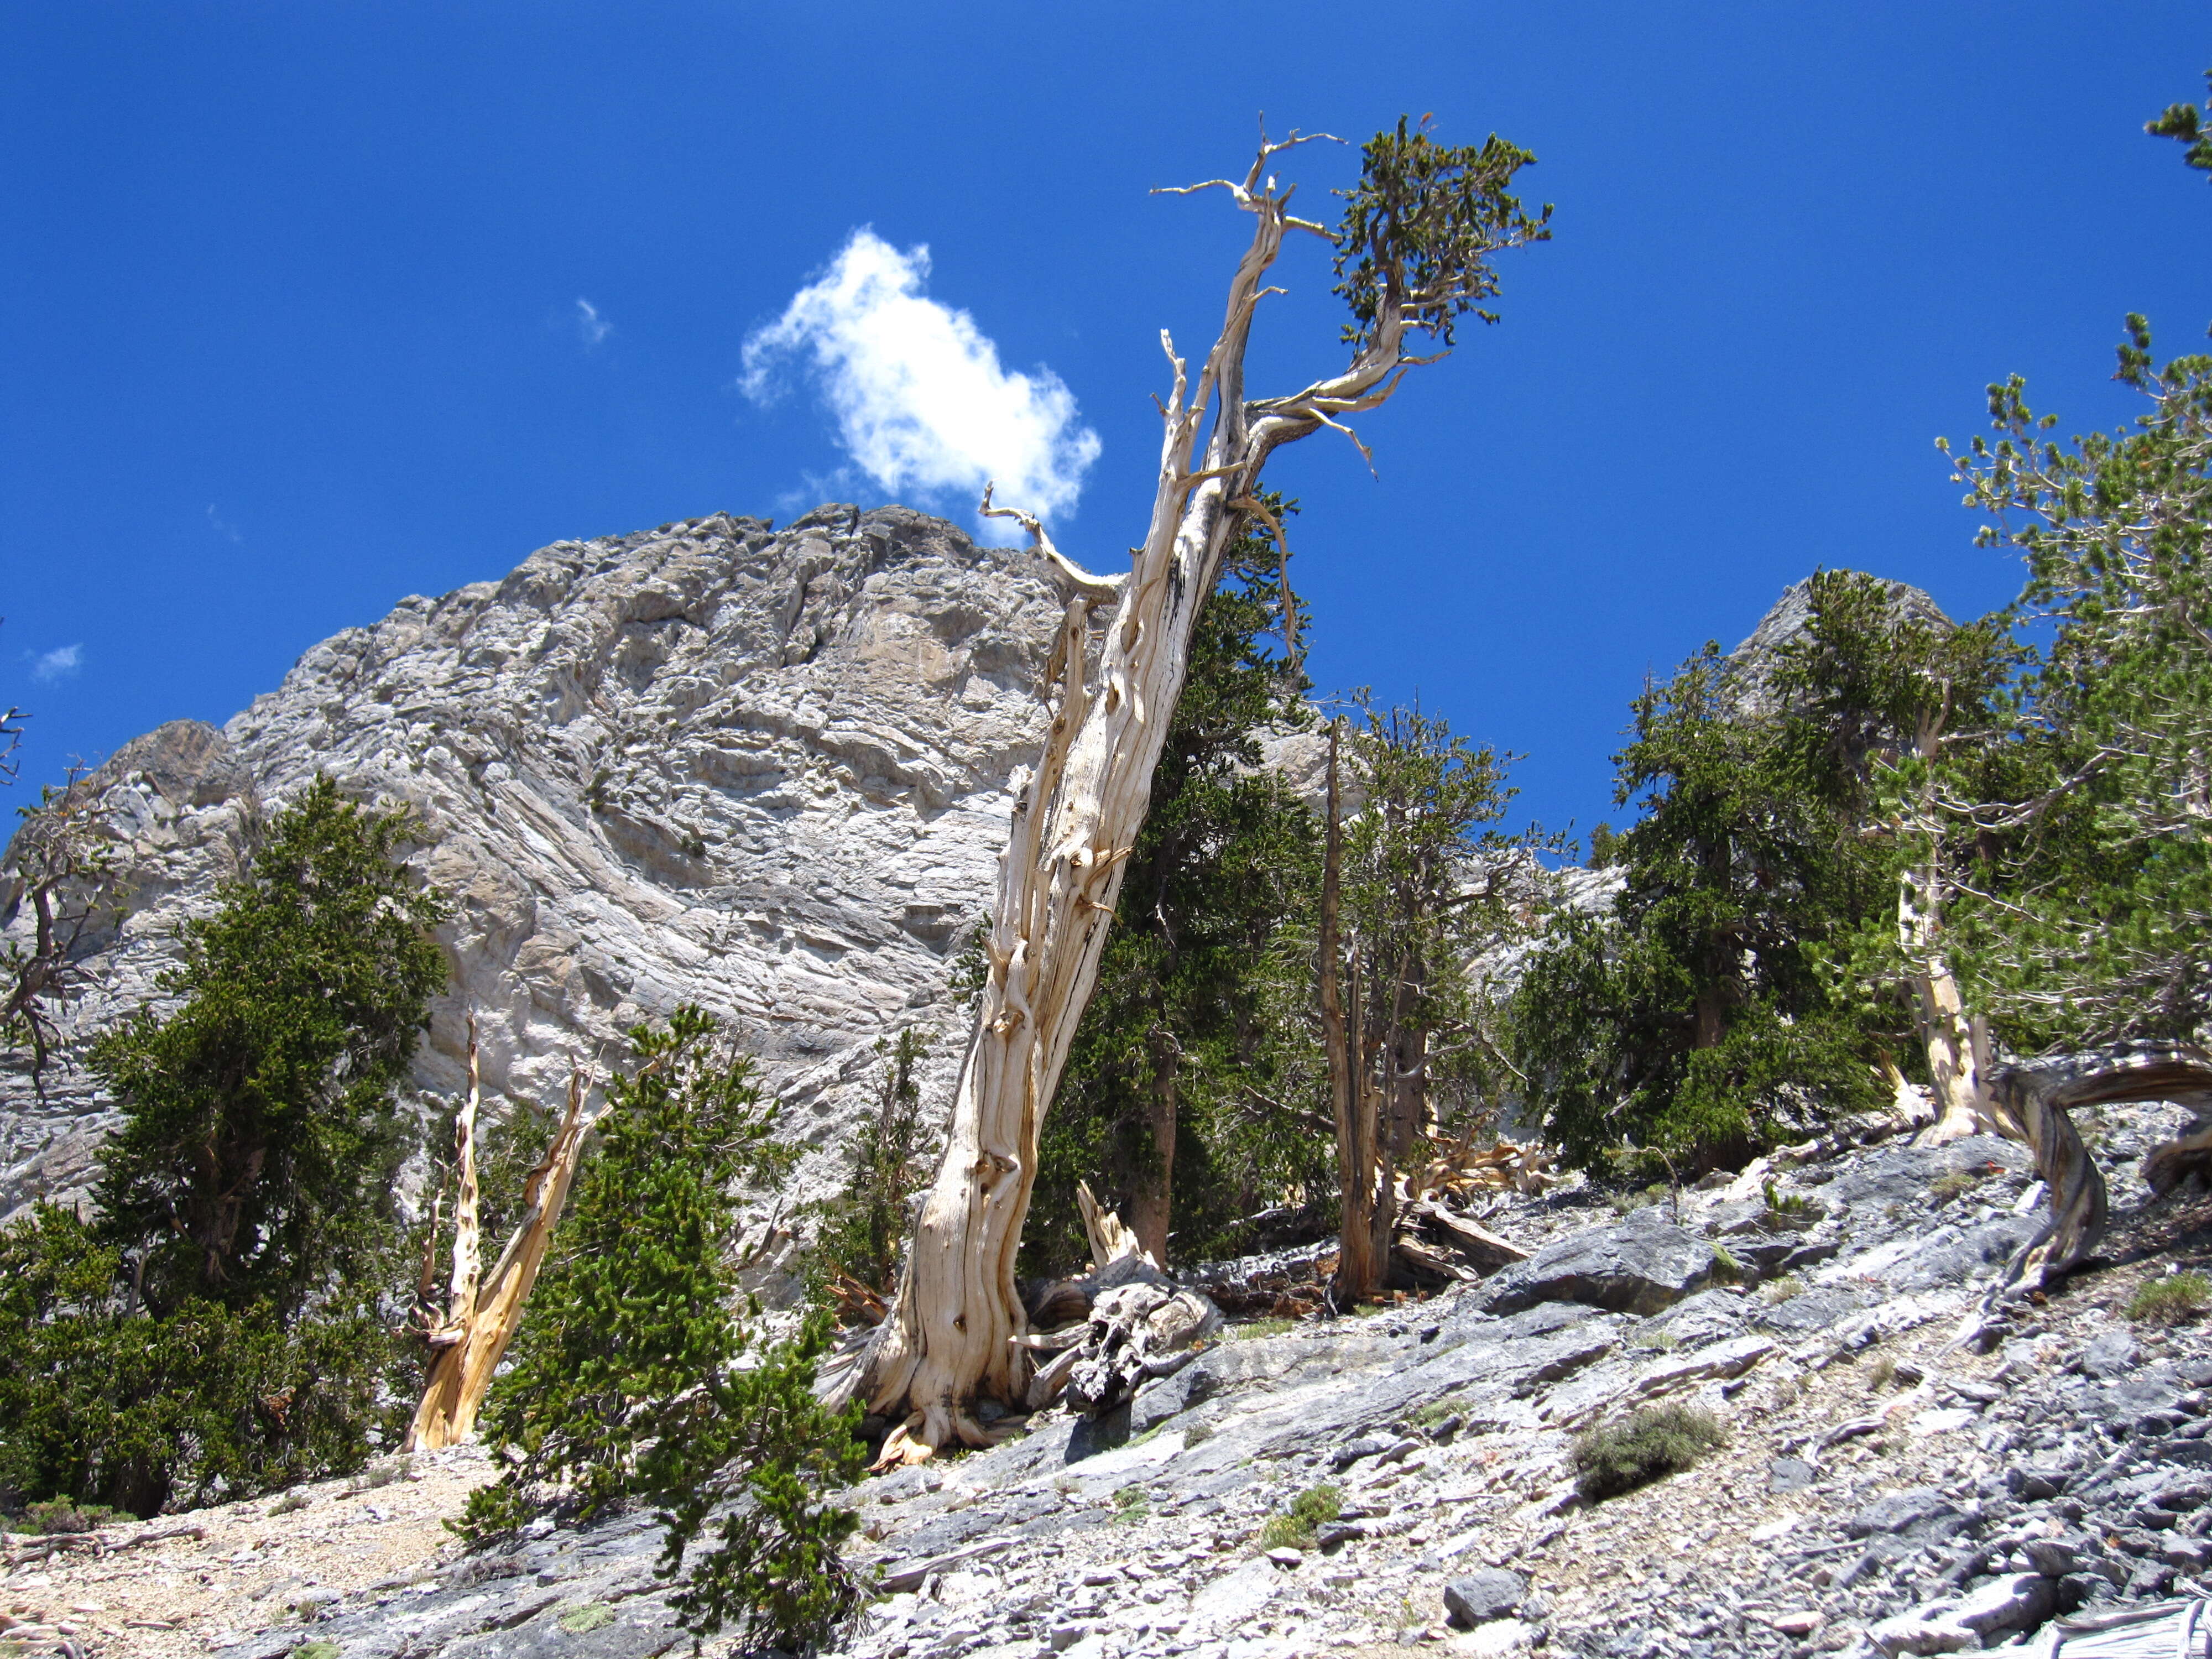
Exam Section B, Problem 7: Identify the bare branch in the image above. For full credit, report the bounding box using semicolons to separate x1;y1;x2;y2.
978;483;1125;599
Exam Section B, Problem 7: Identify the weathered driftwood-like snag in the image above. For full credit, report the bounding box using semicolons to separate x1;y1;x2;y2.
1984;1042;2212;1305
832;121;1549;1455
405;1024;596;1452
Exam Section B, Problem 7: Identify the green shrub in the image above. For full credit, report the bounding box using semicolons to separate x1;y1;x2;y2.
462;1008;864;1653
19;1499;126;1535
1709;1244;1743;1285
2126;1271;2212;1326
0;1203;394;1519
1930;1171;1981;1204
1572;1404;1724;1501
1257;1483;1342;1549
1762;1181;1812;1218
809;1029;931;1312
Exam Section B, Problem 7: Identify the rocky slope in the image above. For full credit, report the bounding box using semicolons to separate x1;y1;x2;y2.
0;505;1068;1235
12;1100;2210;1659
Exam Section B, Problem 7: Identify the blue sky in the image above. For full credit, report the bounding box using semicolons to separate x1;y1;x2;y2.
4;4;2209;840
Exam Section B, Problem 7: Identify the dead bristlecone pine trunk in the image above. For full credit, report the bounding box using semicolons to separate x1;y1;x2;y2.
828;117;1552;1462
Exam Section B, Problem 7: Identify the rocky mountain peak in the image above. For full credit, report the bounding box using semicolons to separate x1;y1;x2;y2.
0;505;1065;1224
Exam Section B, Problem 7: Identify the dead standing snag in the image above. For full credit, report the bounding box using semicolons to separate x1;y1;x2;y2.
832;119;1550;1456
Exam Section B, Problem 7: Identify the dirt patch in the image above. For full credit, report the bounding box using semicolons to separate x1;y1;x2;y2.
0;1446;491;1658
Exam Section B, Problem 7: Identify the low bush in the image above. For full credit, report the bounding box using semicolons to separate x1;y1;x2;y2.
1258;1483;1341;1549
1572;1404;1724;1501
2126;1271;2212;1326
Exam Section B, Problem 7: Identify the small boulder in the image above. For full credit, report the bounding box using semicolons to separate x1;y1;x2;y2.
1476;1222;1715;1318
1846;1488;1957;1539
1767;1457;1817;1494
1443;1568;1527;1628
2081;1330;2141;1379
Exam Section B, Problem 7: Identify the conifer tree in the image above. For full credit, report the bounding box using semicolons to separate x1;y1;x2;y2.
1;777;446;1517
462;1006;864;1652
92;775;448;1318
813;1027;932;1308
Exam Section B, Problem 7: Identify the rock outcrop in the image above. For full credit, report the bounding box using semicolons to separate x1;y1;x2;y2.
0;505;1066;1233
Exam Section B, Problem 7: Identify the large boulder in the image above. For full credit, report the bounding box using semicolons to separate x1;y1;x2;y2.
1475;1214;1716;1317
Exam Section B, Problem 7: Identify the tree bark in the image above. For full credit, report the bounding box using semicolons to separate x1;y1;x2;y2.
1321;719;1382;1305
1128;1028;1178;1265
835;131;1540;1451
1898;731;2011;1145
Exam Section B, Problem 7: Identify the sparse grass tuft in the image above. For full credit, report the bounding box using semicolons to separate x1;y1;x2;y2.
1572;1404;1725;1501
1229;1317;1297;1342
1867;1355;1897;1390
1930;1171;1981;1204
1630;1326;1681;1352
2127;1271;2212;1326
1411;1398;1460;1427
1709;1244;1743;1285
1112;1484;1149;1511
1762;1181;1812;1217
1256;1483;1341;1550
1759;1274;1807;1305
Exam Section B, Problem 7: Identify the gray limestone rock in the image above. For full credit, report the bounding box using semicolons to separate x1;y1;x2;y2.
1846;1488;1958;1539
1443;1568;1526;1627
0;507;1063;1249
1476;1219;1715;1317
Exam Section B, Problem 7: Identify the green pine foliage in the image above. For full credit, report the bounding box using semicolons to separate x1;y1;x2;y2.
1031;511;1330;1272
460;1006;863;1653
1509;585;1946;1177
91;775;449;1319
1938;319;2212;1048
0;778;445;1518
811;1027;931;1305
1340;696;1547;1143
0;1204;391;1517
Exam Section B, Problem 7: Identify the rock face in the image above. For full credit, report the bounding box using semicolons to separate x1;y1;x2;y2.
0;504;1066;1230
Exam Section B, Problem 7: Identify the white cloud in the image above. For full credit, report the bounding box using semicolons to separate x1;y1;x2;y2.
31;644;81;684
575;298;612;348
206;503;242;544
741;229;1100;521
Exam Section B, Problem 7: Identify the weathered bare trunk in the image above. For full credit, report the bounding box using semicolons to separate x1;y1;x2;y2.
406;1041;595;1453
1321;720;1382;1305
1899;742;2009;1145
1128;1029;1178;1265
836;129;1542;1451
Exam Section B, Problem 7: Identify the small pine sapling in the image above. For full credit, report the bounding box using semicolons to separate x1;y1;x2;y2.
460;1006;864;1651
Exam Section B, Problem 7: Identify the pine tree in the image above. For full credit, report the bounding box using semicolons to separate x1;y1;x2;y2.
1509;619;1892;1176
812;1027;931;1310
91;775;448;1318
1;777;446;1517
462;1006;864;1651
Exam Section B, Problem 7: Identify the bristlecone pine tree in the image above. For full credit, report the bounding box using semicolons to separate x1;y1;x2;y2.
834;117;1552;1458
0;778;447;1517
460;1007;864;1652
